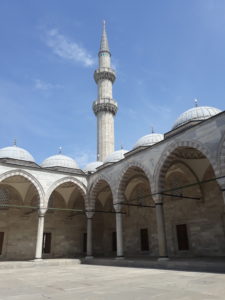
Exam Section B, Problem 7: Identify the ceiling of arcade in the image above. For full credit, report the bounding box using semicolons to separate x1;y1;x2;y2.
166;147;211;182
48;182;85;210
0;175;39;205
164;163;202;201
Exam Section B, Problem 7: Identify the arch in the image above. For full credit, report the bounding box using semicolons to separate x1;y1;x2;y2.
154;140;218;194
46;177;87;209
88;174;113;210
0;169;45;207
116;161;153;204
217;132;225;176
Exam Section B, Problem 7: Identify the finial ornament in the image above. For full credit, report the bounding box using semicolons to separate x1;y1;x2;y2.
13;138;17;146
120;144;123;150
151;126;154;133
194;98;198;107
58;146;62;154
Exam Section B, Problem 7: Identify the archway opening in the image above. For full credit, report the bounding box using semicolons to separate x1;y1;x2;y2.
159;146;225;257
0;175;40;260
92;180;115;257
119;166;157;257
44;182;86;258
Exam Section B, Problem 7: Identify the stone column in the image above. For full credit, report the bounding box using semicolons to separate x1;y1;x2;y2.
35;211;45;260
154;196;168;261
114;204;124;258
86;217;93;258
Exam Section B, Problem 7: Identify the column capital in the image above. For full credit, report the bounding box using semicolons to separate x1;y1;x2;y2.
86;210;94;219
38;209;45;217
113;203;122;213
152;194;163;204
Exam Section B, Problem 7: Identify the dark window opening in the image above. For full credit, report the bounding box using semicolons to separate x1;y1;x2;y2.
112;231;117;252
0;232;4;255
140;228;149;251
83;232;87;253
42;232;51;254
176;224;189;251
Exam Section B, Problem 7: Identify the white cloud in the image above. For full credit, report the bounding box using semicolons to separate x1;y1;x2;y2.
45;29;95;67
34;79;63;90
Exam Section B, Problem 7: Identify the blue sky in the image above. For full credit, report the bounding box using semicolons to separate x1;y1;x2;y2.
0;0;225;167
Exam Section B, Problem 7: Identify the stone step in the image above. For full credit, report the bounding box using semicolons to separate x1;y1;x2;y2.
0;259;81;270
83;257;225;273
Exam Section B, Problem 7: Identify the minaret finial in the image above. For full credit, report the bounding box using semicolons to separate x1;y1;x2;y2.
194;98;198;107
13;138;17;146
58;146;62;154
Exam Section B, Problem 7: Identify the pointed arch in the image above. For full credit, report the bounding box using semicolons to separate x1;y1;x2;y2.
46;176;87;209
116;160;153;204
0;169;44;207
154;140;218;194
88;174;113;209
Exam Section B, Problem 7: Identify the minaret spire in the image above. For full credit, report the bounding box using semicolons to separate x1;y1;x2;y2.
93;22;118;161
100;20;110;53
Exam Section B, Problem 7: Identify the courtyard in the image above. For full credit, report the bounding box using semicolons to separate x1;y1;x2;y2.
0;263;224;300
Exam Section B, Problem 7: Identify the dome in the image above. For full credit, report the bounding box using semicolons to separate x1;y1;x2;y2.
173;106;221;129
41;154;79;169
104;149;128;164
133;133;164;149
83;161;103;173
0;145;35;162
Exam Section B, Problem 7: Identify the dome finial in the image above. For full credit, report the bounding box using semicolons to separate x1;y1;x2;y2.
13;138;17;146
151;126;154;133
194;98;198;107
58;146;62;154
120;144;123;150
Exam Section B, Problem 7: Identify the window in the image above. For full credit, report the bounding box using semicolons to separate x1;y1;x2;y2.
176;224;189;251
83;233;87;253
140;228;149;251
112;232;117;252
0;232;4;255
42;232;51;254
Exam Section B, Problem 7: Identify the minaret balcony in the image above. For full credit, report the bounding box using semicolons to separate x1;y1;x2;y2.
94;67;116;83
93;98;118;115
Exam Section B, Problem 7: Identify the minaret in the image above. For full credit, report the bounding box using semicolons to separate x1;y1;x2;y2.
93;21;118;161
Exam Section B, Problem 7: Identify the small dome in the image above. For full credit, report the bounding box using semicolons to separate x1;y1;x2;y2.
0;145;35;162
133;133;164;149
41;154;79;169
173;106;221;129
104;149;128;164
83;161;103;173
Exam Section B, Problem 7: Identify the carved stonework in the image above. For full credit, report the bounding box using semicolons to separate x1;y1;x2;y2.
93;101;118;115
174;147;205;159
94;68;116;83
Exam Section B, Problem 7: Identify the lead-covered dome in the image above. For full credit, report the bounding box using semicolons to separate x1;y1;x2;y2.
133;133;164;149
173;106;221;129
41;154;79;169
83;161;103;173
0;145;35;162
104;149;128;164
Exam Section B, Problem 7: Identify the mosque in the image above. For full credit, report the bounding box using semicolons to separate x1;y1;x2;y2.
0;23;225;261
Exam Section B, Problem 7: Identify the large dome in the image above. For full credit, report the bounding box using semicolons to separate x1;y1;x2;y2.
0;145;35;162
104;149;128;164
133;133;164;149
83;161;103;173
173;106;221;129
41;154;79;169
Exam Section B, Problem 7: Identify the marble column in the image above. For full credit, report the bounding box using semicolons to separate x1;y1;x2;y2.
35;211;45;260
86;217;93;258
115;205;124;258
155;200;168;260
